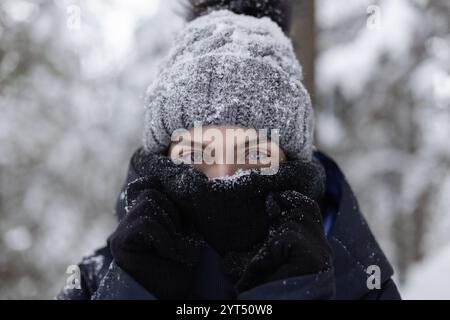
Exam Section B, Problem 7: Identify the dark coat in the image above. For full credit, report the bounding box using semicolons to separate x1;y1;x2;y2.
57;151;401;300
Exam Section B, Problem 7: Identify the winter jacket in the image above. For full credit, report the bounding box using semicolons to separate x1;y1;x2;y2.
57;151;401;300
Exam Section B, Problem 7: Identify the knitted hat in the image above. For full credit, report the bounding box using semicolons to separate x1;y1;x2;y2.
143;0;314;160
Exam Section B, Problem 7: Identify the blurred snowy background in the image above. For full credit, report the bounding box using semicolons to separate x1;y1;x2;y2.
0;0;449;299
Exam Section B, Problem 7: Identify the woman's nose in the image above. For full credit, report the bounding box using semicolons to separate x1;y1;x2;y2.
205;164;237;179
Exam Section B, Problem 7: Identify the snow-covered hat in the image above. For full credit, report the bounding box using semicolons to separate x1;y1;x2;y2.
143;1;314;160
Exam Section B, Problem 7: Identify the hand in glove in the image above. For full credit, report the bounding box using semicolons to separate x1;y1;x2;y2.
108;176;206;300
231;190;333;294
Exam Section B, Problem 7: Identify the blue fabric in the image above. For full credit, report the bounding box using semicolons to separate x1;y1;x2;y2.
238;270;336;300
57;151;401;300
92;261;157;300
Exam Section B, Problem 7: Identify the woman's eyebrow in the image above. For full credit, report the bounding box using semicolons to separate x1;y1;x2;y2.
236;137;272;150
176;137;273;150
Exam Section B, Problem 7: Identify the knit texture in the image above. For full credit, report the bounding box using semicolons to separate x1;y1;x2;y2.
143;9;314;160
130;149;326;254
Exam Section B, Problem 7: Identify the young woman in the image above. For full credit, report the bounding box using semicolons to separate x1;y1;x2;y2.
58;0;400;300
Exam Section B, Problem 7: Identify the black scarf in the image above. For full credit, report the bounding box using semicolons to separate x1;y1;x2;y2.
130;148;326;256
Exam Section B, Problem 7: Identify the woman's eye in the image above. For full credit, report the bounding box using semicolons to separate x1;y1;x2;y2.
247;149;269;161
180;151;203;163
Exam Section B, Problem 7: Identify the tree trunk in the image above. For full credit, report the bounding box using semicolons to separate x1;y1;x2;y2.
289;0;316;105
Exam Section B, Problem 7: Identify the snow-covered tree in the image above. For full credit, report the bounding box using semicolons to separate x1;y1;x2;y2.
315;0;450;285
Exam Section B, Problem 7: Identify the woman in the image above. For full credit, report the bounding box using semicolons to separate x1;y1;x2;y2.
58;0;401;300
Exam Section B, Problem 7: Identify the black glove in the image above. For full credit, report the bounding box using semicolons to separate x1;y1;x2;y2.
108;176;206;300
227;190;333;294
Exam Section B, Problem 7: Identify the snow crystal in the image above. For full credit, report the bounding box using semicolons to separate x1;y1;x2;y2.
210;167;256;181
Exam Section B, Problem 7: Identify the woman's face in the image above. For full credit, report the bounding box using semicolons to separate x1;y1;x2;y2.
167;125;287;179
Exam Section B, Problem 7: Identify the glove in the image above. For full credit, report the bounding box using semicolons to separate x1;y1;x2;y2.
108;176;207;299
228;190;333;294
